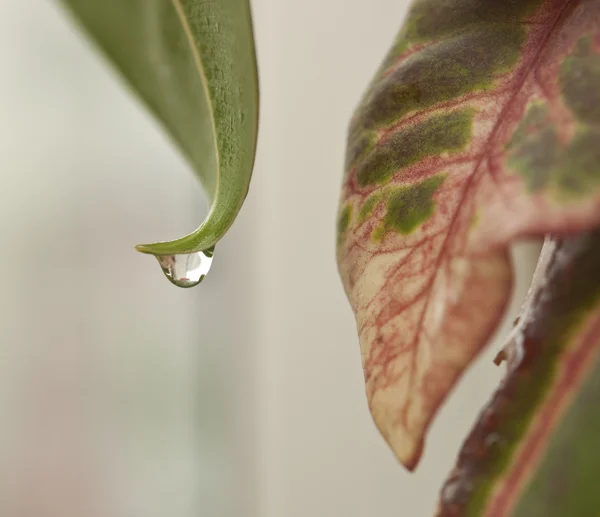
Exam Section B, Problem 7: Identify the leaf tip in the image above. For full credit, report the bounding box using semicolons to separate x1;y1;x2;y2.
387;430;423;472
134;243;155;255
371;407;424;471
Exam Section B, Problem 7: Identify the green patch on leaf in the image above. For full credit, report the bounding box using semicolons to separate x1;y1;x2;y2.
359;193;383;222
555;129;600;196
378;175;446;237
356;109;473;186
380;0;541;72
508;101;600;197
337;204;353;242
507;103;559;191
345;130;377;172
406;0;541;41
363;25;526;129
560;36;600;125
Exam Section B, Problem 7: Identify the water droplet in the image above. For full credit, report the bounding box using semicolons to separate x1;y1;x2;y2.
155;247;215;288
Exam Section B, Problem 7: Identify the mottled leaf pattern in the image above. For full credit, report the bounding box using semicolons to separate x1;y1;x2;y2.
437;231;600;517
337;0;600;469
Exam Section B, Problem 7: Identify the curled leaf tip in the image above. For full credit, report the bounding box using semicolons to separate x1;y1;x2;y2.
61;0;258;260
134;245;153;255
134;198;238;256
134;228;216;257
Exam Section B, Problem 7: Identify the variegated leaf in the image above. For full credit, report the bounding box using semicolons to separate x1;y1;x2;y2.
337;0;600;469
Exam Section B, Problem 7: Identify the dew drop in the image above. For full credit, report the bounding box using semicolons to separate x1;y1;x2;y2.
155;247;215;288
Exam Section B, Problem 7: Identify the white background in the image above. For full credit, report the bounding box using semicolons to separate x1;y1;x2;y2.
0;1;540;516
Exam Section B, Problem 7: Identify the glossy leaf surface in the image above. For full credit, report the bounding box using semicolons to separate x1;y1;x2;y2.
437;231;600;516
337;0;600;469
61;0;259;255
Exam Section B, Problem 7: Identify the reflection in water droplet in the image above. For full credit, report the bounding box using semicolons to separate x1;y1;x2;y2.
155;247;215;288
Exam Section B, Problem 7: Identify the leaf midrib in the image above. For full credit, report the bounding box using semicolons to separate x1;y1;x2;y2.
374;0;576;434
170;0;221;198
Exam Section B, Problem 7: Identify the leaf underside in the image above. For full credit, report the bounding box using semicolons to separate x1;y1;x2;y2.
437;230;600;517
61;0;259;255
337;0;600;470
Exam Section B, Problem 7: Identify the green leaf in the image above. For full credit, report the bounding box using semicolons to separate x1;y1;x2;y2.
61;0;259;255
337;0;600;470
437;231;600;516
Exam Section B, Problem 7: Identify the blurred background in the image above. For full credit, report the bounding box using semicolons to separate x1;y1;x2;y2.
0;1;541;516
